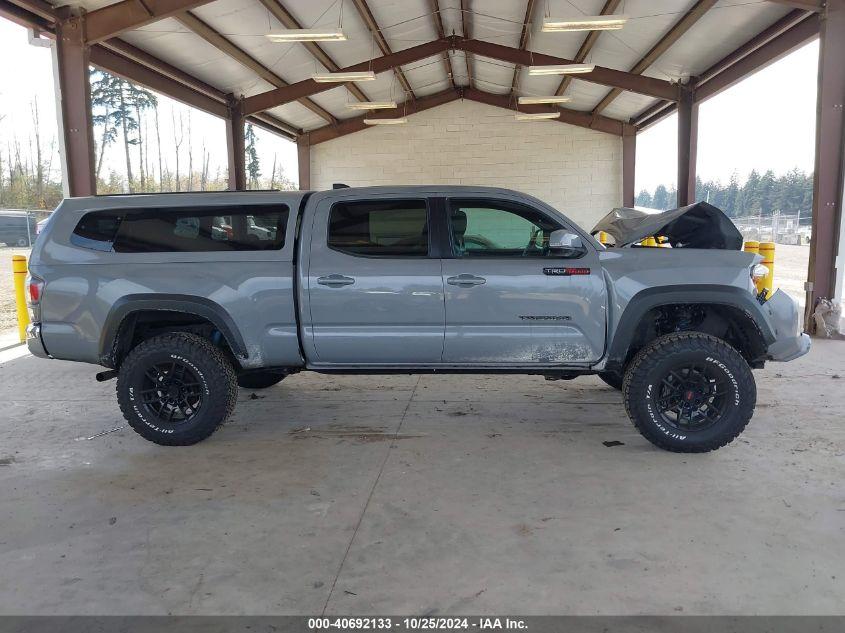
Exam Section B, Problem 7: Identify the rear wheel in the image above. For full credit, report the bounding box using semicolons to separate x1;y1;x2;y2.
237;371;286;389
622;332;755;453
117;333;237;446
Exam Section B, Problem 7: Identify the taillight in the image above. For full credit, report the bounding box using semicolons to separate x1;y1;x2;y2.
27;274;44;305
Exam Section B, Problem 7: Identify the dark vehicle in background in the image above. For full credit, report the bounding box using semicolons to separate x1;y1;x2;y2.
0;210;38;247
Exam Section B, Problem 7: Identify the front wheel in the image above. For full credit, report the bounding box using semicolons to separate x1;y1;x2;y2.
117;333;237;446
622;332;756;453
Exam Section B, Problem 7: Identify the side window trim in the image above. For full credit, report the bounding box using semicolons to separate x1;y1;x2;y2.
443;197;565;259
325;197;435;259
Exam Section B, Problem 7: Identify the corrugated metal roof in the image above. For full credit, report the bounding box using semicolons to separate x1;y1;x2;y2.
63;0;802;132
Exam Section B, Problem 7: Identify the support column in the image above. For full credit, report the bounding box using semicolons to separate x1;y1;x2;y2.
677;88;698;207
54;8;96;197
807;1;845;327
622;124;636;208
297;134;311;191
225;96;246;191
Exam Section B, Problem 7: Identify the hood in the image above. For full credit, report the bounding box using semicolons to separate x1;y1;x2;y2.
591;201;743;250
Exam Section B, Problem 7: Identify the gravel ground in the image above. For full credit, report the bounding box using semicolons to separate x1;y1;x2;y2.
0;244;816;337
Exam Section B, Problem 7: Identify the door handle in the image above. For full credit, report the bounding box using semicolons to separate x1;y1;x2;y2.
447;274;487;287
317;274;355;287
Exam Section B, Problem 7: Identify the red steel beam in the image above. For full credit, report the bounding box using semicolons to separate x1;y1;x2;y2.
242;37;452;116
767;0;822;11
225;97;246;190
509;0;537;94
175;11;337;124
554;0;622;97
4;0;54;21
85;0;215;44
622;126;636;207
89;45;228;118
297;135;310;190
807;0;845;320
350;0;416;99
461;38;680;102
592;0;718;116
429;0;456;88
55;8;96;196
694;13;819;102
464;88;627;136
308;89;460;145
0;0;52;30
461;0;473;88
257;0;370;103
676;89;698;206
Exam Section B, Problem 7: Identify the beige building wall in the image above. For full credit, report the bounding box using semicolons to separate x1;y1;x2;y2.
310;99;623;228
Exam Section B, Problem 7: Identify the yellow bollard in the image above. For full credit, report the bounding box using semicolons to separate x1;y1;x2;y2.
759;241;775;295
12;255;30;343
598;230;609;245
743;240;759;255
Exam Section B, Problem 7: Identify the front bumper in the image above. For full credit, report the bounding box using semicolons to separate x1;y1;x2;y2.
763;289;811;362
25;323;50;359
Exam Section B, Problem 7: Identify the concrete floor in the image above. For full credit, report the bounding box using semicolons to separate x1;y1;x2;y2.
0;341;843;616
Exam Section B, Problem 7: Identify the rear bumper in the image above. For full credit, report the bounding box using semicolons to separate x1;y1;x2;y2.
763;290;811;362
25;323;50;359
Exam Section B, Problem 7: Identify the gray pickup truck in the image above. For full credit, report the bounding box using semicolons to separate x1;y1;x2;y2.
26;186;809;452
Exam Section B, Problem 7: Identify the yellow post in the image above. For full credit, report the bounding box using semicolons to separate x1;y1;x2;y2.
759;241;775;295
743;240;759;255
642;236;657;247
12;255;30;343
598;231;609;245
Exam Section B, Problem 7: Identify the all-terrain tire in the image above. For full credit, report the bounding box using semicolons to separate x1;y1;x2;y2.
598;371;623;390
117;332;237;446
237;371;286;389
622;332;756;453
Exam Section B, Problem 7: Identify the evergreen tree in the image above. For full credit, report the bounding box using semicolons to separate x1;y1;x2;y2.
635;189;652;207
652;184;670;210
245;123;260;189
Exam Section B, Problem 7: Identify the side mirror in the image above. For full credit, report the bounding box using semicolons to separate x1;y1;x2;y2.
549;229;585;257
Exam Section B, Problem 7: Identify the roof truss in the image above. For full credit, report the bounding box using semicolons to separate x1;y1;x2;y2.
350;0;416;99
84;0;214;44
591;0;718;116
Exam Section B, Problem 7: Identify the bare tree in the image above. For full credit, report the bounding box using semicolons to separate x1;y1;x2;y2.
155;104;164;191
171;107;183;192
186;111;193;191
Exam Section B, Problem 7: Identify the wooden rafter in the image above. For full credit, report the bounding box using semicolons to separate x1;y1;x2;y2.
349;0;416;99
429;0;456;88
554;0;622;97
591;0;718;116
509;0;537;94
175;11;337;124
257;0;370;103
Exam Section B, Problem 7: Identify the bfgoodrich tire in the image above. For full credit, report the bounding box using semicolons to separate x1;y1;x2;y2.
237;371;286;389
117;333;237;446
622;332;756;453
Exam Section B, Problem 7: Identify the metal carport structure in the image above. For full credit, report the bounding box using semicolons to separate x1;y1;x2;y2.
0;0;842;329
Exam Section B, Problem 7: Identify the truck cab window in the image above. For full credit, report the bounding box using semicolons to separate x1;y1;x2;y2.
328;200;429;257
448;200;563;258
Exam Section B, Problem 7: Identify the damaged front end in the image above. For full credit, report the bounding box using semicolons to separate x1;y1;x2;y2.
592;201;744;250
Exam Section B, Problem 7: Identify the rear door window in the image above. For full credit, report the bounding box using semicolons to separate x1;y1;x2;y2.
327;200;429;257
71;205;288;253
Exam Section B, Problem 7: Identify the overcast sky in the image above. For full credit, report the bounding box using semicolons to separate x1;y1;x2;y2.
0;19;819;194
